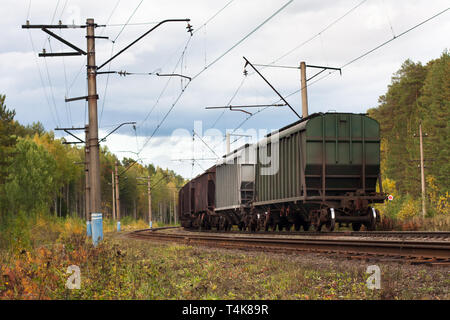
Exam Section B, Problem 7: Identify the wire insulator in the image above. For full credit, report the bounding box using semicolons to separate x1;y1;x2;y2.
186;23;193;35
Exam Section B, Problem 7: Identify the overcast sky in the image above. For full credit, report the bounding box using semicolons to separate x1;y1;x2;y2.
1;0;449;178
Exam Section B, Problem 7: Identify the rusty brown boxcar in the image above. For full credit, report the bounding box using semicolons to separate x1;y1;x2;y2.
178;166;216;228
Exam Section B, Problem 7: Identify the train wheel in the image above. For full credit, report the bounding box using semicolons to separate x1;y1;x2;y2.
364;207;377;231
294;223;301;231
352;223;362;231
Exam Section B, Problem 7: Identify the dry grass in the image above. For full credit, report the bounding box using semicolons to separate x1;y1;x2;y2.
378;215;450;231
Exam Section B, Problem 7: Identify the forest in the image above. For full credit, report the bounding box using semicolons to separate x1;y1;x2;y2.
368;50;449;221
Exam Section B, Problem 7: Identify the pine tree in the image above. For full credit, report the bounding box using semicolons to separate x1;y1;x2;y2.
419;51;450;192
369;59;427;194
0;95;17;186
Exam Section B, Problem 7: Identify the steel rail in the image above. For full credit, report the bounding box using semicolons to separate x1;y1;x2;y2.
186;229;450;239
128;229;450;261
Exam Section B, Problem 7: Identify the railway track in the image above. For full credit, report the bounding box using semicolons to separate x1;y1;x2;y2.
186;229;450;239
127;228;450;266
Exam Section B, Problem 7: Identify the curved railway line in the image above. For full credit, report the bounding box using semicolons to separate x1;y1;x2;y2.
127;227;450;266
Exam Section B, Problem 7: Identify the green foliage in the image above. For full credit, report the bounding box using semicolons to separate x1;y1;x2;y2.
0;211;34;250
15;121;45;138
4;138;56;214
0;95;17;187
368;50;449;210
397;195;421;220
418;51;450;191
426;175;450;216
368;59;428;194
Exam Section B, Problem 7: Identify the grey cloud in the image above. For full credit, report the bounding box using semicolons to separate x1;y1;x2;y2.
2;0;449;177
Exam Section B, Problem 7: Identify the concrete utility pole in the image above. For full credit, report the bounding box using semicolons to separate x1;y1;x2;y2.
411;123;434;218
112;171;116;220
300;61;308;118
137;176;152;227
86;19;102;215
85;126;91;234
147;176;152;228
419;123;426;218
413;123;429;218
115;161;121;230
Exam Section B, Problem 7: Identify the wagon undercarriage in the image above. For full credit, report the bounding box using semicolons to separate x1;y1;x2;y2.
185;191;384;232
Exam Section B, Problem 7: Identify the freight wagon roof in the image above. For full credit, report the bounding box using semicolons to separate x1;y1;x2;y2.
265;112;368;138
221;113;321;159
264;112;321;138
218;112;372;164
180;165;216;188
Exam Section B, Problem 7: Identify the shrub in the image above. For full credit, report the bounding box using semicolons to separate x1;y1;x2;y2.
397;196;421;220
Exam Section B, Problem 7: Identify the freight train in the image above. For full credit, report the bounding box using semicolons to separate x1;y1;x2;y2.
178;112;386;232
